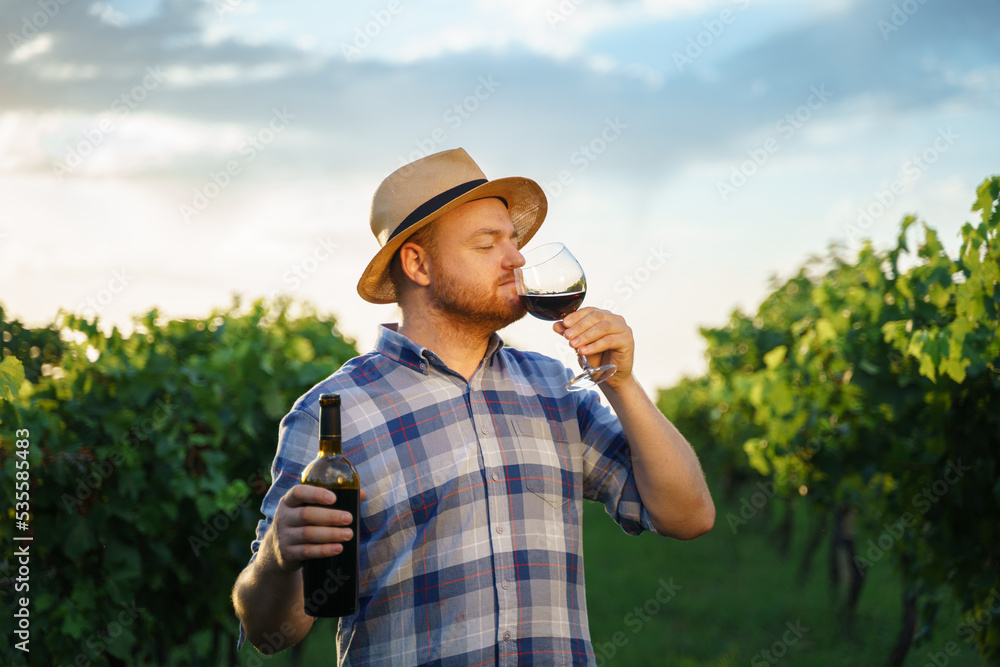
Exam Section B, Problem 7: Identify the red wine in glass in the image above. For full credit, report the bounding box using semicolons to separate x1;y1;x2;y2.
514;243;617;391
519;290;585;321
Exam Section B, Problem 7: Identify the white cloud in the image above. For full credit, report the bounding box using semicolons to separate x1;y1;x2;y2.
6;32;53;64
2;0;997;393
3;112;258;177
0;111;64;170
162;62;299;86
89;2;129;28
35;63;102;81
937;63;1000;105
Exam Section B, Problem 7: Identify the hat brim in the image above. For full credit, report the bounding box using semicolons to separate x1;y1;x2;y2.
357;176;547;304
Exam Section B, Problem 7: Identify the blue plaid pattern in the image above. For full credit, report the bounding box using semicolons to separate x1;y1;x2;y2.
239;324;658;666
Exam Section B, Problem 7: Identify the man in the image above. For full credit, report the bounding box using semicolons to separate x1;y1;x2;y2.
232;148;714;665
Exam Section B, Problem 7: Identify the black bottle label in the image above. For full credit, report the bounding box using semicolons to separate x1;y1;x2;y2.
302;489;360;617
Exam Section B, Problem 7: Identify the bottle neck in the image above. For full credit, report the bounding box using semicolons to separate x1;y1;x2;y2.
319;435;342;457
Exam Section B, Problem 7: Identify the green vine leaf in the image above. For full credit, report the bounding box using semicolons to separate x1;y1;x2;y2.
0;355;25;401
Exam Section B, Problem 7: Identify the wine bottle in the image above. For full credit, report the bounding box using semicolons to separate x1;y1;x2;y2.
301;394;360;617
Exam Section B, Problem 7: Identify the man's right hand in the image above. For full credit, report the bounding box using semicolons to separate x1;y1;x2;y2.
268;484;366;573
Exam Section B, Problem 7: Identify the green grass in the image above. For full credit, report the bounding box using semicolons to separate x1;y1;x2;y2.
581;486;987;667
233;484;989;666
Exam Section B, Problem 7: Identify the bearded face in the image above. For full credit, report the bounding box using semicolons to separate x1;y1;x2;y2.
395;197;528;335
428;251;527;333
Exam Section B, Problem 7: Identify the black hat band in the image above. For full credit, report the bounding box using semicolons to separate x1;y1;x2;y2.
387;178;489;243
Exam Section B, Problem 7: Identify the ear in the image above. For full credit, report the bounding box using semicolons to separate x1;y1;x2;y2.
399;241;432;288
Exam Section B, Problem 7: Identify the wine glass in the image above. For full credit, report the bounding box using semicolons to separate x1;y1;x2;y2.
514;242;617;391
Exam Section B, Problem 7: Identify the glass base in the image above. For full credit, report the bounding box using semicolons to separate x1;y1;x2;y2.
566;363;617;391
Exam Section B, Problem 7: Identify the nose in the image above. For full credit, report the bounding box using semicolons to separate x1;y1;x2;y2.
504;238;525;269
511;247;525;269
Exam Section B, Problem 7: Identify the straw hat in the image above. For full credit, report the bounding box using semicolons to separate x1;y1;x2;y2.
357;148;547;304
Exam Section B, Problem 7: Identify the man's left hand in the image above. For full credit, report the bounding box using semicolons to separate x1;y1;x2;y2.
554;307;634;389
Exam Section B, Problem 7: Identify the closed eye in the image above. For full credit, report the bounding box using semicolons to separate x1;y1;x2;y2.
469;226;518;250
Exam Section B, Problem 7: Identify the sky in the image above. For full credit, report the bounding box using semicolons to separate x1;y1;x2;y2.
1;0;998;396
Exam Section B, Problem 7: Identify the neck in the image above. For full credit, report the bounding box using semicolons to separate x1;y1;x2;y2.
397;299;495;381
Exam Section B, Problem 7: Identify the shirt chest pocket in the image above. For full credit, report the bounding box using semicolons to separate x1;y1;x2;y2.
512;417;574;509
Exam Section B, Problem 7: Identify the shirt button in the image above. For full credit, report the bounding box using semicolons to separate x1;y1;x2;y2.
496;525;504;534
503;631;511;641
419;362;427;370
492;470;500;481
480;425;488;435
502;580;510;590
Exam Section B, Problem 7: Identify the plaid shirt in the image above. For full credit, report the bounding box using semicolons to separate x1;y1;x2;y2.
240;324;658;666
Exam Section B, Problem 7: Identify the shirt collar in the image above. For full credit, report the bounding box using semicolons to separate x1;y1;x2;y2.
376;323;506;376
